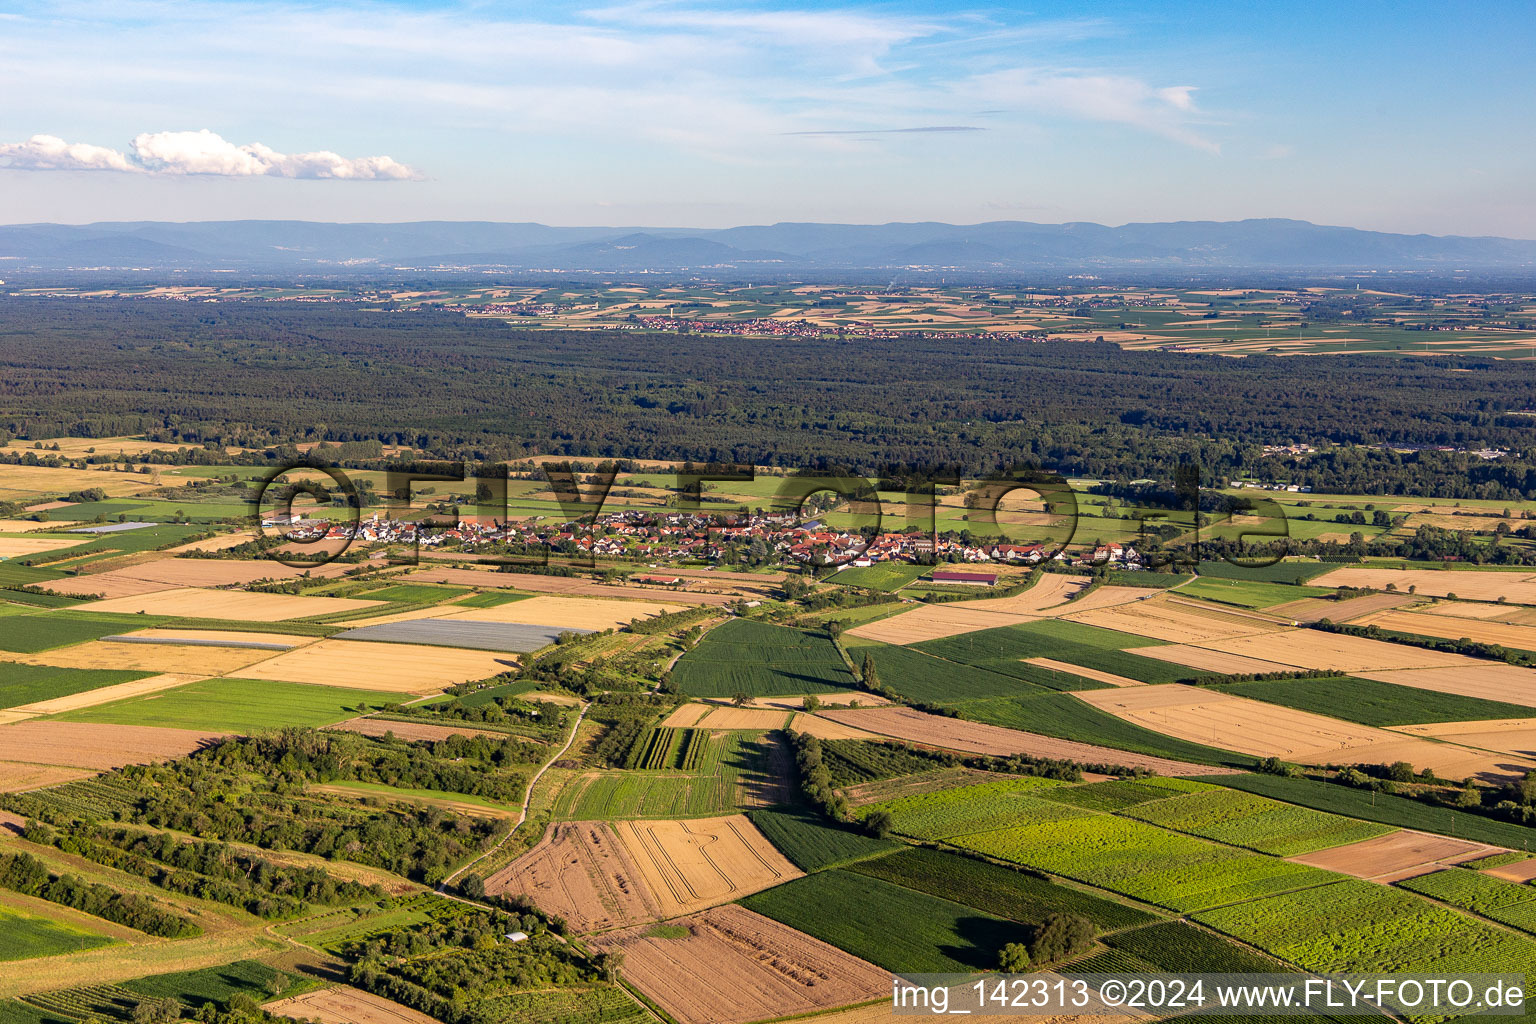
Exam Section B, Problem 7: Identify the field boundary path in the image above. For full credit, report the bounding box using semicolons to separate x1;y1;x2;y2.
440;700;588;889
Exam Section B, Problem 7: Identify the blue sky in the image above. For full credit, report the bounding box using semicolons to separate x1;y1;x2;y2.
0;0;1532;234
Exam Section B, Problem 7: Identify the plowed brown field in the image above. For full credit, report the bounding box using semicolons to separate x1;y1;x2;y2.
484;820;663;933
586;904;888;1024
0;720;226;770
265;986;442;1024
614;815;801;918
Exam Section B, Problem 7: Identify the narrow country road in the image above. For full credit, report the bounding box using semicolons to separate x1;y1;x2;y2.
440;700;588;890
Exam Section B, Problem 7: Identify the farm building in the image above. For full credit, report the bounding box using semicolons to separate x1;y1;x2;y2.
931;569;998;586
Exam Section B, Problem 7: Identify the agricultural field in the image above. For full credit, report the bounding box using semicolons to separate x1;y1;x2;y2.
950;802;1341;912
856;775;1067;839
0;906;116;962
1116;784;1395;856
586;905;887;1024
1193;879;1536;976
740;868;1029;973
847;846;1159;931
611;815;801;918
1178;577;1333;609
824;562;932;591
1212;674;1536;726
53;677;402;733
552;731;789;818
1074;684;1532;781
745;808;900;871
1395;868;1536;933
912;618;1189;685
669;619;857;697
0;663;151;710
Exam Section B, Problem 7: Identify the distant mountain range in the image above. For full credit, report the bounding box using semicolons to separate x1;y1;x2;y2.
2;219;1534;275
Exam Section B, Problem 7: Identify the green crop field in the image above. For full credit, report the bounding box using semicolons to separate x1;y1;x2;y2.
1396;869;1536;934
1118;785;1395;856
1037;776;1210;812
1103;921;1284;973
848;846;1158;931
1194;880;1536;975
360;584;469;603
958;692;1255;768
824;562;931;591
1213;675;1536;726
121;959;309;1006
1179;577;1330;609
452;591;531;608
1210;773;1536;849
0;611;171;653
0;906;115;961
859;776;1067;839
55;677;401;732
746;808;899;871
914;619;1186;685
0;662;150;709
554;732;781;818
954;809;1340;913
858;643;1054;703
1194;560;1336;585
740;869;1030;973
670;619;856;697
486;987;648;1024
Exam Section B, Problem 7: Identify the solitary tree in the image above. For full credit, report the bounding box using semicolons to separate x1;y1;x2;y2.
864;810;894;839
998;942;1031;973
731;691;751;707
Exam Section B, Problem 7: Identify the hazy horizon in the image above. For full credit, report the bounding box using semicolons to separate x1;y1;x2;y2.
2;1;1533;236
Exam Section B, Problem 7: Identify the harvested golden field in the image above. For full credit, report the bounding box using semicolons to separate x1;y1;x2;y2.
0;711;38;726
1289;831;1493;882
1266;592;1414;624
445;594;686;630
1391;719;1536;757
1420;602;1536;626
0;761;97;792
1359;665;1536;706
1024;657;1143;687
660;704;712;728
411;566;737;605
1074;685;1533;781
14;640;281;676
614;815;801;918
0;519;84;532
1357;609;1536;652
787;713;889;740
0;720;226;770
845;575;1097;645
1191;627;1471;672
0;464;160;501
23;435;196;458
1124;644;1293;675
819;706;1229;776
239;640;513;693
328;717;510;743
690;706;793;731
587;905;888;1024
78;587;384;621
45;557;355;598
0;535;89;557
1310;566;1536;604
118;628;308;647
1062;594;1286;644
8;673;200;714
265;986;441;1024
485;821;663;932
168;531;259;553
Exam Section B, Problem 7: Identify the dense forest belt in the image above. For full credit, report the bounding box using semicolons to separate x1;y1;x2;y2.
2;299;1534;496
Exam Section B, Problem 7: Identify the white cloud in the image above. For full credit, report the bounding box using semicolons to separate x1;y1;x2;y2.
968;69;1219;152
0;134;138;172
0;128;421;179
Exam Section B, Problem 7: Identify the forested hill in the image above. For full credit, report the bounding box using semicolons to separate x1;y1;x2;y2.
1;300;1533;498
